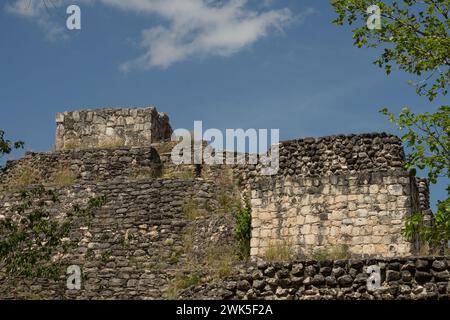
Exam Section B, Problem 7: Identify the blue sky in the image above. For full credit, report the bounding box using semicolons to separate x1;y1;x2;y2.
0;0;448;208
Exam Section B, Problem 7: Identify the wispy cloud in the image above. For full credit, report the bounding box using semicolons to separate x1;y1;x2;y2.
5;0;67;40
115;0;293;71
5;0;305;69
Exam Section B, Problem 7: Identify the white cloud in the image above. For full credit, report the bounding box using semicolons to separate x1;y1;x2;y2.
6;0;298;69
5;0;66;40
118;1;293;70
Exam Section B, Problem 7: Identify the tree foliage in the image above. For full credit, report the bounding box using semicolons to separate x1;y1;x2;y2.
332;0;449;101
0;185;107;278
404;198;450;252
232;199;252;259
0;129;24;160
332;0;450;250
381;106;449;184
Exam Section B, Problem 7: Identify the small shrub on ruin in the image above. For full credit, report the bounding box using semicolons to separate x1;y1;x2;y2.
213;167;252;260
233;200;251;260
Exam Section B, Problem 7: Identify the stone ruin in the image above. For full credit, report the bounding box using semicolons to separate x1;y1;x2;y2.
0;106;446;300
55;107;172;150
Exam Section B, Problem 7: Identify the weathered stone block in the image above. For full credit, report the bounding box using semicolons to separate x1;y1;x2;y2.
55;107;172;150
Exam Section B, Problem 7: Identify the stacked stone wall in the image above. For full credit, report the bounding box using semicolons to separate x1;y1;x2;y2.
0;180;233;299
0;106;440;300
0;147;161;190
55;107;172;150
196;133;428;258
182;257;450;300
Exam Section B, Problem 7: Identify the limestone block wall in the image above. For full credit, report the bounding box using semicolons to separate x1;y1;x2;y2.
169;133;430;259
246;133;426;259
250;171;416;258
55;107;172;150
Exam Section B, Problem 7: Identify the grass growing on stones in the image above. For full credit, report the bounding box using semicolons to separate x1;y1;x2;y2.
264;240;293;261
61;141;78;150
97;137;125;149
131;167;160;180
62;141;90;150
162;165;196;179
233;201;251;260
52;166;77;186
180;223;237;281
164;272;201;299
23;293;46;300
214;167;251;260
10;164;42;188
152;141;178;154
163;166;249;293
62;137;125;150
217;191;240;212
183;198;205;220
182;226;195;256
312;244;351;261
203;244;238;279
100;250;112;262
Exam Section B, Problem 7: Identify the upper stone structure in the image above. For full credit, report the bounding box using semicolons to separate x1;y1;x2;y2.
55;107;172;150
0;106;440;300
